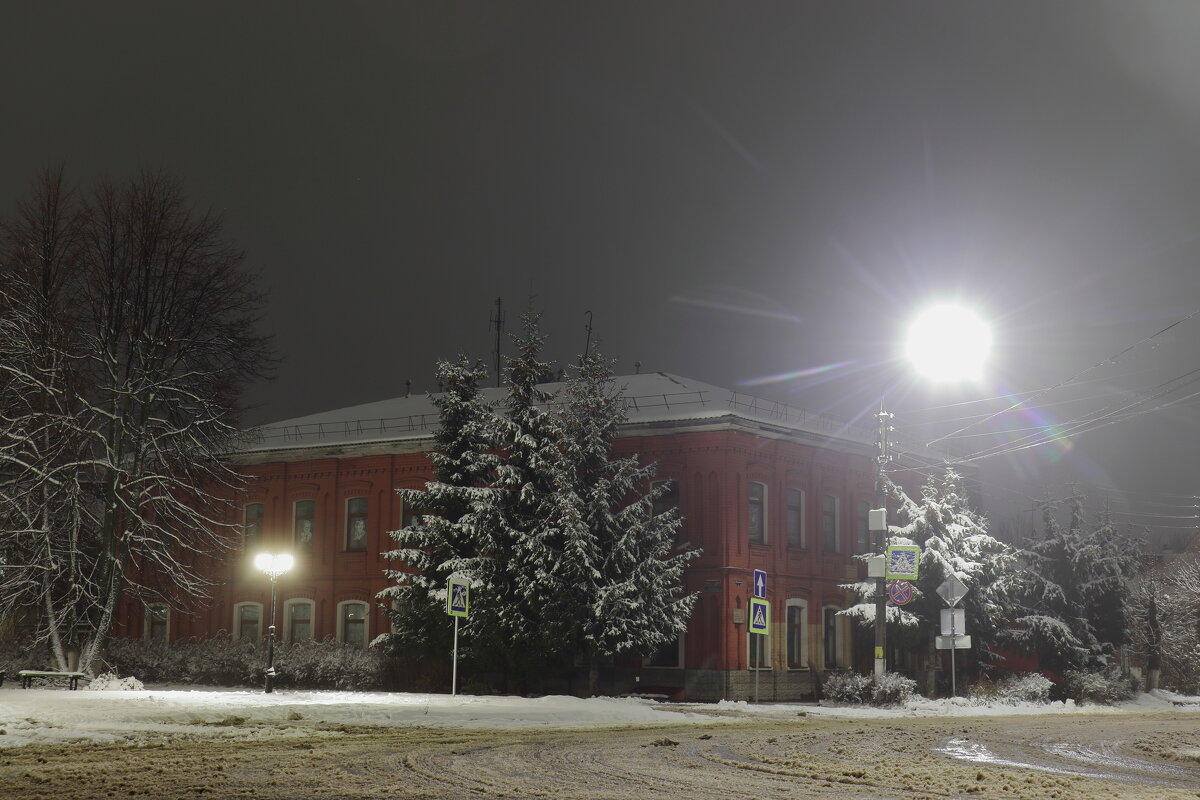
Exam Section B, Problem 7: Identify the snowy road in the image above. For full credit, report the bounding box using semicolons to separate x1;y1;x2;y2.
2;711;1198;799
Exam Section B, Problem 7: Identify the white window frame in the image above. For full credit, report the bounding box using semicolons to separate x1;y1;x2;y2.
283;598;315;643
233;601;263;642
785;599;808;670
337;600;369;648
144;602;170;642
786;488;805;549
748;481;768;546
644;634;685;669
293;499;315;551
747;629;771;670
822;605;842;670
345;497;368;551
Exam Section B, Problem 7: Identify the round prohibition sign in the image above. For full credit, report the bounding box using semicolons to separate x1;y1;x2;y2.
887;579;914;605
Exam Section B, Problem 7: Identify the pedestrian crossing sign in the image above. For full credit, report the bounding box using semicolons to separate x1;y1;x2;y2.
447;575;469;618
749;597;769;635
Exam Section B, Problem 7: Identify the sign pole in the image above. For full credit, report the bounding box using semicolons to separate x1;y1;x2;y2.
750;572;768;704
447;573;469;697
452;615;459;697
949;611;956;698
754;640;759;704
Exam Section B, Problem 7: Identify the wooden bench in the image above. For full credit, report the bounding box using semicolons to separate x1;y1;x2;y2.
18;670;90;690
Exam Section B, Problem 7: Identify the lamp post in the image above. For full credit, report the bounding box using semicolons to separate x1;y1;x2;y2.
873;304;990;679
254;552;294;694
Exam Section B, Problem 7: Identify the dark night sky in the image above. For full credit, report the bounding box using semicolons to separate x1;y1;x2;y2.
5;2;1200;538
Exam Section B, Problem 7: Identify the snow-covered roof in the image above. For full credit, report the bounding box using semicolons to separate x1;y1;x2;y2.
239;372;878;458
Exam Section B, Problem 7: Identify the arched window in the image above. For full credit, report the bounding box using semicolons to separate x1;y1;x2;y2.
284;598;315;642
338;601;369;648
234;602;263;642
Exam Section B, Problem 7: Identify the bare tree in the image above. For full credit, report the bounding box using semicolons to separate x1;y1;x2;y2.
0;166;93;669
0;168;273;672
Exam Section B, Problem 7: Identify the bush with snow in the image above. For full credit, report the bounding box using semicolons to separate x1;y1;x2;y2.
822;671;873;703
871;672;918;706
1061;668;1138;705
86;672;145;691
103;634;389;690
970;672;1054;704
822;671;916;706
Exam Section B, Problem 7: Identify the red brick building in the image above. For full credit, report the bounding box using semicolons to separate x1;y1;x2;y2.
117;373;931;700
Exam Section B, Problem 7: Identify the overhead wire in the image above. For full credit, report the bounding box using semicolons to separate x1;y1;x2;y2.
924;305;1200;449
943;366;1200;465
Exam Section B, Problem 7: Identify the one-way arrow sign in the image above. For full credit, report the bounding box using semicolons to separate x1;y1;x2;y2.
753;569;767;599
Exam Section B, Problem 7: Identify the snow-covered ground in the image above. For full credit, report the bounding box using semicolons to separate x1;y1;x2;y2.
1;681;1197;749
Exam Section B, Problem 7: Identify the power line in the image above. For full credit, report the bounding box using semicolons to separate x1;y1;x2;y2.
949;370;1200;465
925;306;1200;449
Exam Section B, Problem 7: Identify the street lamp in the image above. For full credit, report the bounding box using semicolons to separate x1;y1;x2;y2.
873;304;990;679
254;552;294;693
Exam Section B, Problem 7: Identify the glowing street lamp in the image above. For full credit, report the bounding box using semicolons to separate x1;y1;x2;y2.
254;552;294;694
873;304;990;679
905;304;991;383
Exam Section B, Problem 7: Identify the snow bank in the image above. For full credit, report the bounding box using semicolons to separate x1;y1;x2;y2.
0;684;1196;749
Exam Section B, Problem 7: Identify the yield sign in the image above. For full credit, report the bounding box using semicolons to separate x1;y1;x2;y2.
752;569;767;599
937;575;969;608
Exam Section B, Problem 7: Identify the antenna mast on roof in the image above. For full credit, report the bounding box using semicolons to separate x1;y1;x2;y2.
581;310;593;366
490;297;505;387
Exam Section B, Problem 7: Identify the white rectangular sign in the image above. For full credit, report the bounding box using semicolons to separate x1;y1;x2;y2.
936;634;972;650
940;608;966;636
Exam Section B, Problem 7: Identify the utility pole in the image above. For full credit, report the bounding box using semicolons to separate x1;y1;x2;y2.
490;297;505;387
873;406;894;679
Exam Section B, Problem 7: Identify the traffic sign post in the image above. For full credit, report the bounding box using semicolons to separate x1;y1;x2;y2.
934;577;969;696
447;574;470;696
753;569;767;599
749;591;769;703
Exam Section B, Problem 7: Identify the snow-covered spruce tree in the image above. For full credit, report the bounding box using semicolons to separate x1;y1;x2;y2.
554;348;698;694
463;308;573;686
377;356;501;666
1009;496;1092;674
1073;497;1140;663
843;470;1019;684
1010;491;1141;676
0;169;273;674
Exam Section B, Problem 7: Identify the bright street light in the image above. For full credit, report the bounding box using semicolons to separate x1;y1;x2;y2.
905;304;991;382
254;552;294;693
